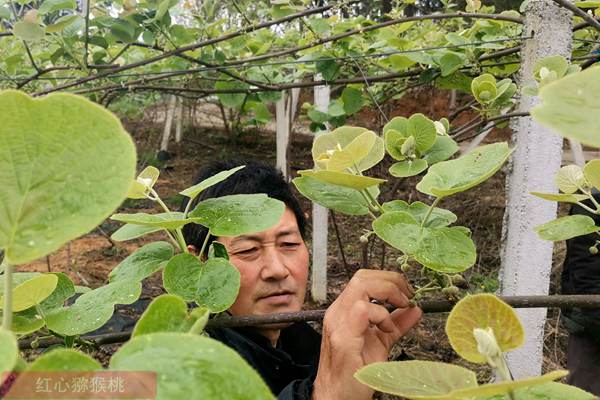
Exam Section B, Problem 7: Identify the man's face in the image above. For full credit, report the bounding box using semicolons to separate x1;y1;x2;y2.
217;207;309;317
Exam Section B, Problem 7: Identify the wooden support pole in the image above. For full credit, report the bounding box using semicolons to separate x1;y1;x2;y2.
160;95;177;152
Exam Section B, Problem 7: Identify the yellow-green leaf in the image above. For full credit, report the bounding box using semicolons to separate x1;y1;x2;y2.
554;165;585;194
583;159;600;190
0;274;58;312
299;170;385;190
445;294;524;363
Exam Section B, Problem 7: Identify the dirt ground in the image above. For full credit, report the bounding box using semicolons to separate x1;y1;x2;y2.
16;87;570;392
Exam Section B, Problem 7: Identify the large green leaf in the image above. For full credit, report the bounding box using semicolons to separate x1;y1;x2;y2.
382;200;457;228
341;87;364;114
323;131;378;172
45;280;142;335
163;253;240;313
26;349;101;371
12;307;45;334
530;67;600;148
111;212;192;229
506;382;597;400
414;226;476;273
535;215;600;241
354;360;477;399
109;241;174;282
189;194;285;237
298;170;385;190
215;81;248;109
416;142;512;197
0;90;136;265
180;166;245;200
554;165;585;194
373;212;475;273
0;274;58;312
109;333;275;400
133;294;198;337
38;272;75;313
292;176;371;215
452;371;567;399
0;329;18;376
312;126;385;172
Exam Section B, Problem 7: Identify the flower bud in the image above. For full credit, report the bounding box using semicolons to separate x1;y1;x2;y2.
473;327;502;362
589;246;599;255
442;286;460;296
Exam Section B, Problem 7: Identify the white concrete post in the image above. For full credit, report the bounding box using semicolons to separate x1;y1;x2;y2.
160;95;177;152
568;139;585;167
275;88;299;180
175;97;184;143
311;75;330;302
500;0;572;378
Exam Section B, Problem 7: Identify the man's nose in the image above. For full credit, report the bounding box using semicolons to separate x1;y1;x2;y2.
260;247;290;281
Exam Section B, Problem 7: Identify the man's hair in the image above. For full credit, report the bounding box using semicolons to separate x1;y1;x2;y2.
181;159;307;253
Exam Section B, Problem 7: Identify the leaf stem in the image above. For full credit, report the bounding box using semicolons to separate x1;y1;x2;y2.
148;189;189;253
198;231;211;259
2;261;13;330
421;197;442;228
576;200;600;215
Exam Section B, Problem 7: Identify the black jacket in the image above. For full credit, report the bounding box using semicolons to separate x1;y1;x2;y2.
561;197;600;341
206;322;321;399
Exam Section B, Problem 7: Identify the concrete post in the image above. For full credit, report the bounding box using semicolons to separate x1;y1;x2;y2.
500;0;572;378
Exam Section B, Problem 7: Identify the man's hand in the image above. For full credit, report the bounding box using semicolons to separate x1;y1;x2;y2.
312;269;422;400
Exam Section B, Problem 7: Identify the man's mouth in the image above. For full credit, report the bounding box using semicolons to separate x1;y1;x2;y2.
258;290;294;304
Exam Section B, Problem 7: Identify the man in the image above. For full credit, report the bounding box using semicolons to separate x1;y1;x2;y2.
182;160;421;400
562;194;600;396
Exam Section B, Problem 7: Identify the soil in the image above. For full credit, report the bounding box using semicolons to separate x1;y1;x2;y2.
16;87;569;394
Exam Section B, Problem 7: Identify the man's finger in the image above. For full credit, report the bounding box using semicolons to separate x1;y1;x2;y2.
389;306;422;338
348;300;398;336
345;276;410;308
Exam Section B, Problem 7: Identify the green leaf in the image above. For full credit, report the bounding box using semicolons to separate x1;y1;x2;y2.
12;307;45;334
189;194;285;237
382;200;457;228
422;136;459;165
133;294;198;336
416;142;512;197
471;73;497;104
534;55;569;85
452;371;567;399
38;0;76;14
389;159;428;177
341;87;364;115
298;170;385;190
180;166;245;200
389;55;416;71
46;15;80;33
446;293;524;364
535;215;600;241
354;360;477;399
322;131;378;172
111;224;162;241
531;67;600;148
0;91;136;265
407;114;437;153
215;80;248;109
127;166;160;199
574;0;600;6
312;126;385;172
111;212;191;229
110;333;275;400
26;349;101;371
414;226;476;273
45;280;141;335
109;241;174;282
293;176;370;215
0;274;58;312
438;53;464;77
373;212;475;273
13;21;45;41
583;159;600;190
554;165;585;194
384;129;407;161
0;329;18;376
208;242;229;260
530;192;589;204
316;58;340;81
163;253;240;313
38;272;75;313
110;19;137;43
510;382;597;400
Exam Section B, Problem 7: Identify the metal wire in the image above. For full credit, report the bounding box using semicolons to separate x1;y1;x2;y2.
0;36;527;83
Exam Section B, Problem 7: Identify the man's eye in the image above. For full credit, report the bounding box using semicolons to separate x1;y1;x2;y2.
236;248;258;255
282;242;300;249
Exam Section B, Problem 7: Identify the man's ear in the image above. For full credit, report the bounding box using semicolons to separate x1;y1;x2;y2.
187;244;199;255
